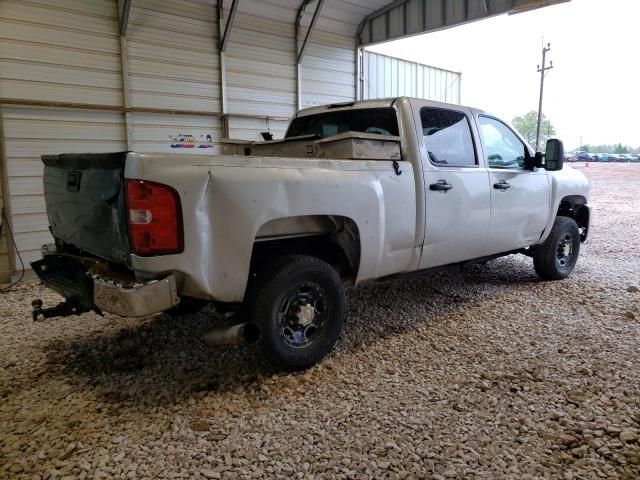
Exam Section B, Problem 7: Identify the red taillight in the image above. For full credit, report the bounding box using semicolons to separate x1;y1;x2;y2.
125;179;183;256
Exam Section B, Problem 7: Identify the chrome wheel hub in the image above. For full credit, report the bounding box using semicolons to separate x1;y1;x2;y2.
277;283;328;349
296;303;316;327
556;234;574;267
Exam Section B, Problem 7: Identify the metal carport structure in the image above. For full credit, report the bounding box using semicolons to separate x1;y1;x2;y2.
0;0;566;280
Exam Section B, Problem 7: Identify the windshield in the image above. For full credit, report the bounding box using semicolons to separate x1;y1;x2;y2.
286;107;399;138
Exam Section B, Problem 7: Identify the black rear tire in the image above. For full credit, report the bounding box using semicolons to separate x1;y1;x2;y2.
533;216;581;280
249;255;345;371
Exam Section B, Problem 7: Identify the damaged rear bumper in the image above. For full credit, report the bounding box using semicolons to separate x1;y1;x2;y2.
93;275;179;317
31;253;180;319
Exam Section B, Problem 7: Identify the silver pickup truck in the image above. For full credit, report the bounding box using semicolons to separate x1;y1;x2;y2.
32;97;590;370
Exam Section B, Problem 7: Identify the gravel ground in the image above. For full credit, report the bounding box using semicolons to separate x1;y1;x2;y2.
1;163;639;480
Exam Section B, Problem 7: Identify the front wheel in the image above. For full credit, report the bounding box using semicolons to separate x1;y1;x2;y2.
533;216;581;280
250;255;346;371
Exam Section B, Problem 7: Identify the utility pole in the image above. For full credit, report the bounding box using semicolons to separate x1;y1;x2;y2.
535;43;553;151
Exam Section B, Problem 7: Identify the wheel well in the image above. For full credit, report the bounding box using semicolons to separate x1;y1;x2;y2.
250;216;361;283
557;195;589;242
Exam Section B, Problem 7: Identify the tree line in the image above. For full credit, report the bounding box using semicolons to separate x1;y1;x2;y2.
580;144;640;154
511;111;639;153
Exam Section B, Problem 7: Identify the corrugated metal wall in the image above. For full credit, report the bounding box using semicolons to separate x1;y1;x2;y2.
223;0;295;139
0;0;124;106
1;107;127;267
0;0;127;269
298;0;364;108
361;51;461;103
0;0;385;276
125;0;224;154
127;0;220;113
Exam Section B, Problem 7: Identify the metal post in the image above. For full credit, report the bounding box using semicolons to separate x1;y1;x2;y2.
296;63;304;110
535;43;553;151
0;107;17;281
296;0;324;109
218;0;238;121
119;0;131;37
219;0;239;53
118;0;132;149
297;0;324;64
355;47;362;101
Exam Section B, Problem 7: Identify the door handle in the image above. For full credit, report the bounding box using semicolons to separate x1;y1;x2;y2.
493;180;511;191
429;180;453;191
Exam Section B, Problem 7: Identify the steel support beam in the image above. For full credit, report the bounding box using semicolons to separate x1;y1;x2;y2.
118;0;132;148
0;107;17;280
295;0;324;109
218;0;239;119
297;0;324;64
295;1;309;110
219;0;239;53
119;0;131;37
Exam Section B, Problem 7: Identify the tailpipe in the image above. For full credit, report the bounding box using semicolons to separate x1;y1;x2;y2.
205;322;260;347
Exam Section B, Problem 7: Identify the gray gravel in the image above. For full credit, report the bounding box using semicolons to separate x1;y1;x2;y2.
1;163;639;480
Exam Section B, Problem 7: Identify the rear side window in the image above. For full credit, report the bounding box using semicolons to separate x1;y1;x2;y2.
420;107;476;166
286;108;399;138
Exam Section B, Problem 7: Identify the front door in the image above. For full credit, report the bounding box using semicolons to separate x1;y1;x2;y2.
419;106;492;269
476;115;550;255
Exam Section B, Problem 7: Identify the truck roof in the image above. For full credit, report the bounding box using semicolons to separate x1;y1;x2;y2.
295;97;486;118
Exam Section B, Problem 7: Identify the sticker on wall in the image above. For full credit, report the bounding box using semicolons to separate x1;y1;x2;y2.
198;134;214;148
169;134;215;149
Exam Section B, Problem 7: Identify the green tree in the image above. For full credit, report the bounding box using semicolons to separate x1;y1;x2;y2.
512;111;557;148
583;143;636;154
613;143;628;154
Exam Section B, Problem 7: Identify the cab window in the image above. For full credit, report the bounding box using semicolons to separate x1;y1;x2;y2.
420;107;476;166
286;108;399;138
478;116;527;169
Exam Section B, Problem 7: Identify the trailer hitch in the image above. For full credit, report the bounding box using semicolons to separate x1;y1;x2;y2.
31;298;97;321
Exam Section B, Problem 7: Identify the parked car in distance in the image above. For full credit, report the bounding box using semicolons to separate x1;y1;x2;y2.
593;153;610;162
574;152;593;161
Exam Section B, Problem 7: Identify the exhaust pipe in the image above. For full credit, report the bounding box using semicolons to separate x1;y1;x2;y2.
205;322;260;347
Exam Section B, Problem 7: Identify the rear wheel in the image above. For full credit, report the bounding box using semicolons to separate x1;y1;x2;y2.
533;216;581;280
249;255;345;371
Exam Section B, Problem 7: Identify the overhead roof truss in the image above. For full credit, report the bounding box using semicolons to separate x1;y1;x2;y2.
357;0;569;46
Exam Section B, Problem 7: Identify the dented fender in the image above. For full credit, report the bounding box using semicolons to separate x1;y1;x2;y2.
125;153;420;303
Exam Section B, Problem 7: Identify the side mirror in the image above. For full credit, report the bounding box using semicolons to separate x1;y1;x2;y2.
545;139;564;171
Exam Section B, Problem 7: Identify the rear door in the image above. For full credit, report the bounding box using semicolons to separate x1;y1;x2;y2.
418;105;492;269
42;152;130;264
476;116;550;254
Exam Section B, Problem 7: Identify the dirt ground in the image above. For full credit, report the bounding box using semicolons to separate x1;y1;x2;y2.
1;163;639;479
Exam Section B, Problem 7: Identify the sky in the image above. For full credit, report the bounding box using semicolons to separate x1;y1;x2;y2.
368;0;640;149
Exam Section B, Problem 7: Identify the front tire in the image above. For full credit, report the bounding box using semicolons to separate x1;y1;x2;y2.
250;255;346;371
533;216;581;280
